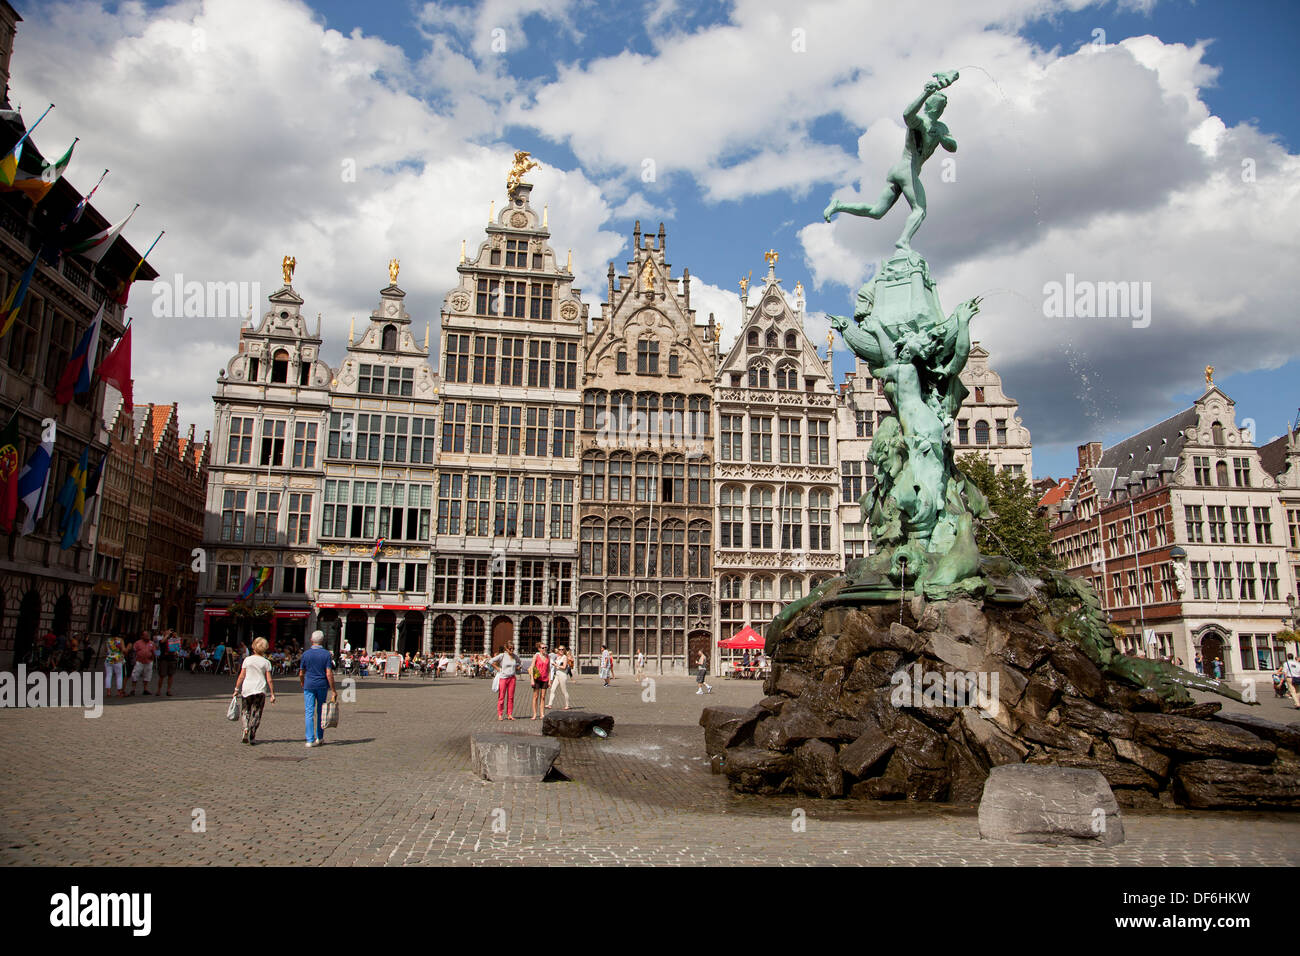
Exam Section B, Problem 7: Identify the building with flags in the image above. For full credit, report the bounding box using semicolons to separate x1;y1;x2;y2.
0;10;162;669
195;271;333;650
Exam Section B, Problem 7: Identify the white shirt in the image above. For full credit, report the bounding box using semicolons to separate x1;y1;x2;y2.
240;655;274;697
490;652;518;677
1283;659;1300;678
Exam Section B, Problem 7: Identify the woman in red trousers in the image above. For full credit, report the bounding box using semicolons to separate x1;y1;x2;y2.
488;643;520;720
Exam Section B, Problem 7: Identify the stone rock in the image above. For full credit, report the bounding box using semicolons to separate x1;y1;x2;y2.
960;709;1028;766
827;718;870;742
1058;697;1136;739
928;632;986;673
1167;702;1222;720
1032;753;1162;791
810;635;839;667
1174;760;1300;809
1133;713;1277;763
837;720;895;778
995;664;1029;708
792;739;843;797
772;666;815;698
767;700;835;749
885;710;949;769
1020;676;1060;720
879;750;950;800
543;710;615;739
757;695;787;715
843;651;901;691
1112;737;1171;778
470;733;561;781
941;599;988;641
881;622;923;653
1016;716;1093;754
723;746;794;794
991;620;1051;670
978;764;1124;847
699;706;760;757
946;735;990;803
1211;712;1300;752
1048;645;1104;699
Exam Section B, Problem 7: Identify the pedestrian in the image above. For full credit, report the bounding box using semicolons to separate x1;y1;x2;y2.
635;648;646;682
155;628;180;697
234;637;276;745
104;635;127;698
1213;658;1223;679
548;645;573;710
695;649;712;695
128;630;155;696
599;645;613;687
487;643;519;721
212;641;227;675
1279;653;1300;709
1194;651;1203;674
299;630;337;748
80;634;95;671
529;642;550;720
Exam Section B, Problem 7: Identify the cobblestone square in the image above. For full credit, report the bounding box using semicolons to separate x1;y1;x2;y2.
1;670;1296;866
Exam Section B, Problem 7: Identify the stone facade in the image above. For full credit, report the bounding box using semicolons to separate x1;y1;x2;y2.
1050;381;1292;684
578;223;717;673
431;181;586;661
195;281;332;650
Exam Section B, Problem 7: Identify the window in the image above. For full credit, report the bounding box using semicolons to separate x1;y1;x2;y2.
750;575;775;625
957;420;969;445
996;419;1007;444
549;479;573;539
636;393;659;439
248;356;259;381
720;415;744;461
282;567;307;594
1193;456;1211;485
1237;562;1257;600
270;349;289;383
809;489;832;550
975;421;990;445
292;421;317;468
668;352;679;375
1233;457;1251;487
473;336;497;385
1288;509;1300;549
1207;505;1227;544
215;564;241;593
1184;505;1204;543
750;487;774;550
780;489;802;550
527;340;551;387
1230;506;1250;544
475;278;492;315
662;521;685;577
381;324;398;351
522;478;546;538
221;490;247;542
382;415;409;463
584;391;606;431
634;519;658;577
616;351;627;373
582;454;605;500
688;522;710;578
974;386;985;402
776;365;798;390
581;519;604;575
856;409;873;438
504;238;528;268
465;559;489;604
1191;561;1210;600
1254;506;1273;543
1215;461;1229;487
662;458;684;504
299;357;311;386
432;558;458;603
227;417;254;465
500;337;525;385
465;476;490;536
528;281;553;319
441;403;466;454
608;454;632;501
635;456;658;503
765;330;777;349
354;414;381;461
436;474;462;534
1262;563;1280;601
555;340;579;388
842;461;863;502
779;418;801;464
443;334;470;382
359;363;385;394
524;407;549;457
1213;561;1234;600
607;520;631;576
467;404;493;455
750;416;772;462
687;462;709;504
252;491;281;544
493;476;519;536
637;339;659;375
502;280;526;317
386;367;413;396
720;486;744;549
720;576;743;633
496;406;522;456
747;363;769;389
809;419;830;465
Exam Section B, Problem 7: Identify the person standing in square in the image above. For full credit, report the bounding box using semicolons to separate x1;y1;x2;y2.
298;630;337;747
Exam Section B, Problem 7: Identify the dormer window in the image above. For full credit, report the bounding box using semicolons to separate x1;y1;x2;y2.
1212;421;1224;445
299;359;311;386
382;324;398;352
270;349;289;384
668;352;679;375
975;386;985;402
248;357;259;381
747;329;759;348
785;332;797;350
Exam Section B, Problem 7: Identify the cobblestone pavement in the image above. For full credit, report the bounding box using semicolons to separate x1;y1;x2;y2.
0;669;1296;866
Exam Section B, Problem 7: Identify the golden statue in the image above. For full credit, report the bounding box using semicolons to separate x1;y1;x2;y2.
714;323;722;342
388;258;400;285
282;255;295;285
739;270;751;296
642;259;655;291
507;150;540;196
795;280;804;299
1205;365;1214;388
764;248;779;269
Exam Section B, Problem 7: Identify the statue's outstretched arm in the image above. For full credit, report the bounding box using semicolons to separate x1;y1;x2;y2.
903;83;936;127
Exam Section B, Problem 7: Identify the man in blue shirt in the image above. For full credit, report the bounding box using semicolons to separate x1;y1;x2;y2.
298;630;337;748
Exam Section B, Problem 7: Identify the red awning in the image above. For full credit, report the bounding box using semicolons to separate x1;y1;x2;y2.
718;625;764;649
315;602;427;611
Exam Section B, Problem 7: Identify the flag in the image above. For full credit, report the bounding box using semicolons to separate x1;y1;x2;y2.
112;230;162;308
372;537;384;559
0;254;39;338
54;303;104;404
238;566;270;601
2;138;76;203
94;324;132;410
16;420;54;536
84;452;104;500
38;169;107;266
0;407;19;533
56;445;89;549
66;202;137;264
0;104;53;187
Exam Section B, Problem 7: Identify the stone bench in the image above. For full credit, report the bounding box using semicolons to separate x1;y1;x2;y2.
543;710;614;738
978;764;1124;847
470;733;561;781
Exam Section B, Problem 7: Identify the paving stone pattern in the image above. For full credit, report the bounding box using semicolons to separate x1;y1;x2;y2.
0;671;1296;866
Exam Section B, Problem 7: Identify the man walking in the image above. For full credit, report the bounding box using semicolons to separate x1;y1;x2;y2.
299;630;336;747
155;628;181;697
1279;653;1300;709
129;630;155;696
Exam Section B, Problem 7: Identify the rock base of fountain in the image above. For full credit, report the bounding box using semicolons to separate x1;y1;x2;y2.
711;593;1300;809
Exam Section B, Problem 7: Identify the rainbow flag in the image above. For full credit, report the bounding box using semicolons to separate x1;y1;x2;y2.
2;138;76;203
0;104;53;187
0;255;39;338
371;537;384;559
238;566;271;601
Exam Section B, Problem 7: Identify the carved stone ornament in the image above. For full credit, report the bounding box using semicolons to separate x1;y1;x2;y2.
450;291;471;312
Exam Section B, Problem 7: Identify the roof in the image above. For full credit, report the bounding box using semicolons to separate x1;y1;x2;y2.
149;403;172;450
1258;429;1295;480
1038;477;1074;508
1097;405;1199;473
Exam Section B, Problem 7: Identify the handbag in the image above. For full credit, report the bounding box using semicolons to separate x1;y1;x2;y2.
321;698;340;729
226;694;240;721
492;673;501;693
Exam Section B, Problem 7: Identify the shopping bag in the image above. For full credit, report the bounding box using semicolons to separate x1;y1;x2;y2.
226;694;240;721
492;673;500;693
322;698;340;729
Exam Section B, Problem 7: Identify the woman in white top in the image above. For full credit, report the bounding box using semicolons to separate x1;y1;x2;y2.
234;637;276;745
488;643;519;721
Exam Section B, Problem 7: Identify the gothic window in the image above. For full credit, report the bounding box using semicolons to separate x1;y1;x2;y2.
270;349;289;383
747;329;759;349
747;362;770;389
975;421;990;445
382;324;398;352
765;330;777;349
785;332;797;350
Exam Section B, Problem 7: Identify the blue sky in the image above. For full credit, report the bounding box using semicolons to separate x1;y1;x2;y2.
18;0;1299;477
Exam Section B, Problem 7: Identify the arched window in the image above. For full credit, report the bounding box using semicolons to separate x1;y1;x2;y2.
581;452;606;501
462;615;485;654
635;453;659;502
720;576;744;634
608;593;631;656
1215;460;1229;487
634;594;658;657
975;420;990;445
609;453;632;501
1212;421;1224;445
270;349;289;383
583;390;607;430
607;518;632;576
661;594;685;660
577;594;603;658
747;362;770;389
776;363;798;390
634;518;659;577
636;393;660;439
382;324;398;352
520;616;543;648
747;329;759;348
688;520;711;578
780;575;804;602
662;519;685;577
765;329;778;349
809;488;832;550
720;485;745;549
688;396;710;438
750;486;774;549
663;394;686;441
432;615;456;656
780;488;802;549
785;331;798;350
749;575;775;628
580;517;605;574
611;391;633;432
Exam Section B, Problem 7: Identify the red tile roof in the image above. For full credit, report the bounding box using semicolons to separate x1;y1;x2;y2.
1037;477;1074;508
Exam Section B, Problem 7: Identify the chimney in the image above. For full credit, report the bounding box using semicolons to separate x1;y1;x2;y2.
1077;441;1103;470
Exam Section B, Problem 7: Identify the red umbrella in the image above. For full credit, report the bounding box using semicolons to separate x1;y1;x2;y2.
718;625;764;649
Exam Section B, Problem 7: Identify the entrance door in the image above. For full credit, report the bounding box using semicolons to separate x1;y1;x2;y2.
1200;633;1226;678
491;616;514;654
687;631;711;672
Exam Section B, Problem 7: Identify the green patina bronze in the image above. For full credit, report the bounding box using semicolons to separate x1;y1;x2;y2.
779;71;1250;706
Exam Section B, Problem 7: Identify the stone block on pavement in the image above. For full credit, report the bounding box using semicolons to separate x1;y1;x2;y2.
470;733;561;781
543;710;615;739
978;763;1124;847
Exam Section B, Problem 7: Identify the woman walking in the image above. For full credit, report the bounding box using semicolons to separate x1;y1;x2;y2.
104;635;127;698
547;645;573;710
233;637;276;745
529;642;550;720
695;649;713;695
488;643;519;721
599;645;613;687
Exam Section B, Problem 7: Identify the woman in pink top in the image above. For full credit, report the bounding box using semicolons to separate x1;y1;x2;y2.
529;642;550;720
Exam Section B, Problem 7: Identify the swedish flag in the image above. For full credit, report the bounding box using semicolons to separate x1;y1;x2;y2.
57;445;89;550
